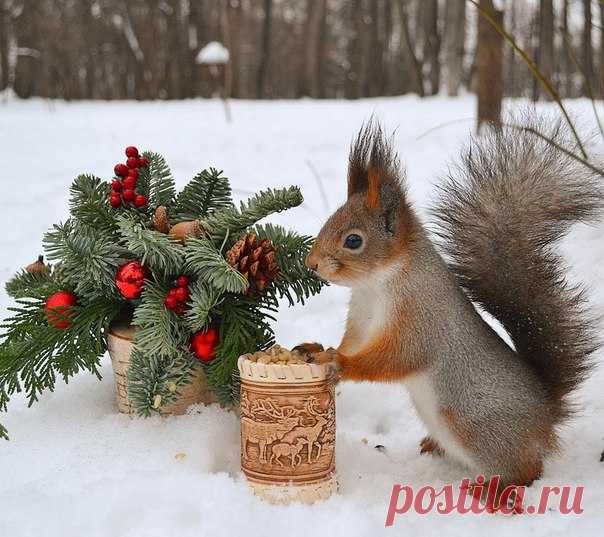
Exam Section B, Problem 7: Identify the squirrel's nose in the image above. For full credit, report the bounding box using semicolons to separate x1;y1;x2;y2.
305;252;319;271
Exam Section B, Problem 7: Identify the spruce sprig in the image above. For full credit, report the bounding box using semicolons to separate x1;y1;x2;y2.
127;348;197;416
184;237;249;294
254;223;325;306
203;186;303;241
137;151;177;210
116;215;184;273
173;168;233;221
131;280;189;358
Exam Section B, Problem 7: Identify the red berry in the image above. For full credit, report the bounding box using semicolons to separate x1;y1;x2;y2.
165;296;178;310
114;163;129;177
45;291;78;329
126;157;139;169
111;180;122;192
109;193;122;208
125;146;139;158
176;276;189;288
115;261;149;299
127;168;139;179
134;195;147;208
122;189;136;202
174;286;189;302
205;326;219;344
122;175;137;190
138;157;149;168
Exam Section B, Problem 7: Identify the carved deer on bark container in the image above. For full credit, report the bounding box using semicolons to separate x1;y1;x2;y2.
279;397;328;463
241;399;300;463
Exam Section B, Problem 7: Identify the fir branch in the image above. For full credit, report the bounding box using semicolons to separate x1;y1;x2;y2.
185;237;248;294
44;220;128;300
137;151;177;210
0;422;7;441
173;168;233;221
5;269;58;299
127;347;197;416
0;294;119;430
116;214;184;273
69;174;117;233
185;280;222;332
203;186;304;242
203;294;275;397
131;280;189;358
255;224;325;306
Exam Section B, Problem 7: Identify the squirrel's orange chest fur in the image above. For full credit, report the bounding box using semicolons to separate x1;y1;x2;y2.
337;267;423;382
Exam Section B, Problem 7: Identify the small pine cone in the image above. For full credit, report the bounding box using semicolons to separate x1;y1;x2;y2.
225;233;280;292
152;206;171;234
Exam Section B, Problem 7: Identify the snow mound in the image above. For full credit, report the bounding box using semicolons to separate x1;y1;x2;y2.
196;41;229;65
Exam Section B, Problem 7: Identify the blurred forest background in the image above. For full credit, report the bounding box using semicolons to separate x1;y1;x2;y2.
0;0;602;101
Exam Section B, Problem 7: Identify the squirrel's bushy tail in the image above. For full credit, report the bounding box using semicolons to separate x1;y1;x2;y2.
434;119;602;424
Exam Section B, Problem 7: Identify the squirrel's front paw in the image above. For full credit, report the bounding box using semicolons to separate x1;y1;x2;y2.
292;342;325;356
311;348;341;378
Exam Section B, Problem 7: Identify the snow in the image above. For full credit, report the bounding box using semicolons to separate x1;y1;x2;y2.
196;42;229;65
1;95;604;536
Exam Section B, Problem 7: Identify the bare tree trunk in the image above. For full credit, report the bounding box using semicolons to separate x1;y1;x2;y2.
600;1;604;98
224;0;242;98
581;0;594;92
561;0;572;98
397;0;424;97
444;0;466;96
0;2;9;91
422;0;440;95
256;0;272;99
476;0;504;131
302;0;325;98
537;0;554;101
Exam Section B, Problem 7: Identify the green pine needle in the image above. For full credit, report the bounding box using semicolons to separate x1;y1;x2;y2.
254;223;325;306
127;347;197;416
185;237;248;294
5;269;58;299
116;215;184;273
185;280;222;332
202;294;276;395
131;280;189;358
137;151;177;210
0;422;8;441
69;174;117;233
204;186;303;242
173;168;233;221
44;220;128;301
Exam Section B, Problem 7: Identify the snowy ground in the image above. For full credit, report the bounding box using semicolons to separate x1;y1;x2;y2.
1;95;603;536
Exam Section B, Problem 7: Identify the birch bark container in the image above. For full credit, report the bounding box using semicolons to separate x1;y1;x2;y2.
238;354;337;505
107;322;215;415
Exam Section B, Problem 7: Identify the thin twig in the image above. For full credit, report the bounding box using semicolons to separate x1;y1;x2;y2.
467;0;589;159
503;123;604;178
560;27;604;139
415;117;476;141
305;159;331;214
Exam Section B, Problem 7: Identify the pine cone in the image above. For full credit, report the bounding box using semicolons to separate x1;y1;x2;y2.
225;233;280;292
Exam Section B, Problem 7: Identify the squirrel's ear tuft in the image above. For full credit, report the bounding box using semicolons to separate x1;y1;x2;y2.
347;120;403;209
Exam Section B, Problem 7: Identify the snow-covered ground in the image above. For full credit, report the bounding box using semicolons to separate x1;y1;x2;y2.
1;95;603;536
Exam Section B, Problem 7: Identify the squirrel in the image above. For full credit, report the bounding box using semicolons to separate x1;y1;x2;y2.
303;119;602;495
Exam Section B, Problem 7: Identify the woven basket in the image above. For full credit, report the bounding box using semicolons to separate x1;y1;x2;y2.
238;355;338;505
107;322;215;415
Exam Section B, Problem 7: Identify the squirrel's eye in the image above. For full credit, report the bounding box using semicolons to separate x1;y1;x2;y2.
344;234;363;250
